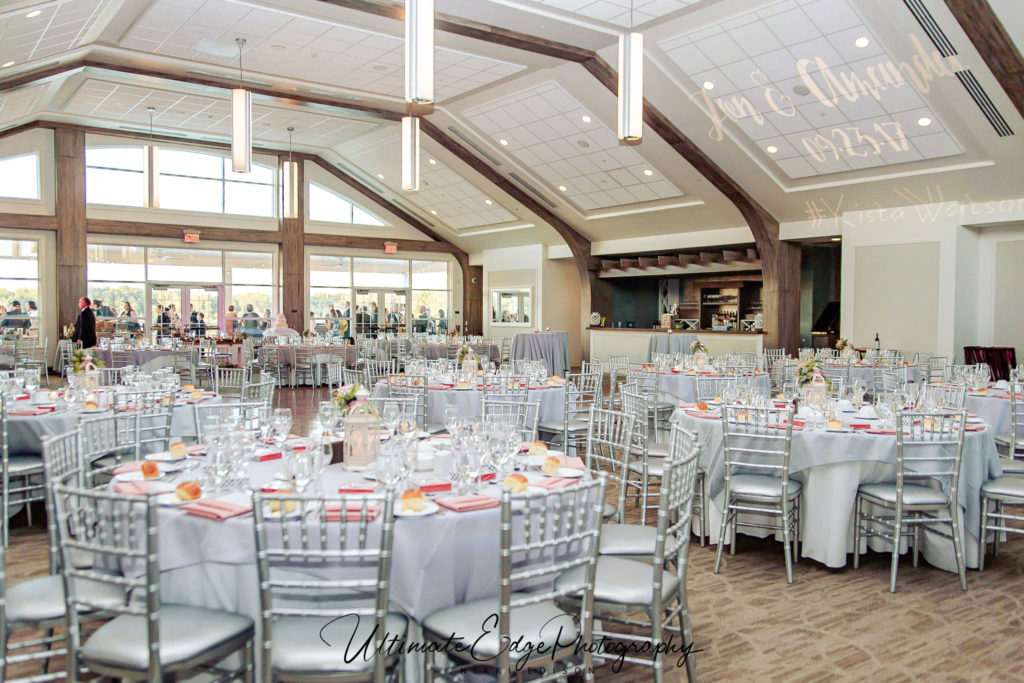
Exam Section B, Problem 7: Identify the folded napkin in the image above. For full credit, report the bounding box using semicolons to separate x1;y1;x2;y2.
436;495;501;512
430;434;452;440
112;461;143;475
258;452;283;462
419;481;452;493
9;407;55;416
679;402;698;409
428;385;448;391
555;455;585;470
113;481;152;496
181;498;252;520
476;472;496;483
964;424;986;432
338;486;376;494
186;445;206;456
15;394;30;401
685;410;718;419
324;503;381;522
529;386;551;391
532;477;577;490
850;423;871;430
866;429;899;435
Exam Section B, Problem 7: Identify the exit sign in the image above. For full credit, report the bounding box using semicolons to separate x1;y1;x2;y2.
384;242;398;254
183;232;200;244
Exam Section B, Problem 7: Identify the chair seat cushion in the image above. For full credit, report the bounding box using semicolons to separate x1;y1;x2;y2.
628;457;665;478
603;502;618;519
599;523;657;556
630;442;670;458
6;455;43;475
538;419;589;434
555;557;678;606
982;476;1024;499
858;483;949;506
999;457;1024;476
728;474;802;501
422;596;577;662
993;434;1024;450
5;574;125;624
81;605;253;672
274;613;407;674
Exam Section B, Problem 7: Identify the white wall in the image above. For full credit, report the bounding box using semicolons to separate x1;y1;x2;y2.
482;244;542;341
542;257;582;366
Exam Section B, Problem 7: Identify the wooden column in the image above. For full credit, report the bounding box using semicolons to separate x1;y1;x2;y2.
55;128;87;332
760;240;802;354
280;156;305;330
464;265;483;335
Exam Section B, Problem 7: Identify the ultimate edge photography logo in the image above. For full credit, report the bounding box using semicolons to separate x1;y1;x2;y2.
318;612;703;673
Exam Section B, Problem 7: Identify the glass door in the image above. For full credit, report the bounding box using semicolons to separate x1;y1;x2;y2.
184;286;221;337
354;289;409;336
382;290;407;334
150;285;181;339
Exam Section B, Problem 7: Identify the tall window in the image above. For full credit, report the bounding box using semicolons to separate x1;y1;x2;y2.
0;239;40;336
308;182;385;226
227;251;273;321
412;260;450;333
86;147;146;207
157;149;274;217
0;154;40;200
87;244;146;322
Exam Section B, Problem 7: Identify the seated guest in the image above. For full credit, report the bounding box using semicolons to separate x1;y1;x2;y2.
239;304;263;337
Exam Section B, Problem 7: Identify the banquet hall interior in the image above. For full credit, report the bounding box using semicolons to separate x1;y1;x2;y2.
3;0;1024;680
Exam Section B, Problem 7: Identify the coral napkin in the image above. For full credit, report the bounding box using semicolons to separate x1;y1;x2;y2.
555;455;585;470
419;481;452;493
866;429;899;435
436;495;501;512
678;402;699;409
529;386;551;391
258;452;282;462
475;472;496;483
532;477;577;490
324;503;381;522
337;486;376;494
113;481;152;496
964;424;986;432
9;408;54;416
685;410;718;419
112;461;143;475
186;445;206;456
181;499;252;520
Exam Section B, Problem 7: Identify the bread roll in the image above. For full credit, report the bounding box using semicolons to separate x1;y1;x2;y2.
541;456;561;476
175;481;202;501
503;473;529;493
402;488;424;513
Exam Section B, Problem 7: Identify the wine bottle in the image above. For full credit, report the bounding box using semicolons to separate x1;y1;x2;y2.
874;333;880;351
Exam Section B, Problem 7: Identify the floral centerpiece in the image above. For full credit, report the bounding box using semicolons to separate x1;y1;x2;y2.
333;383;369;412
836;338;856;357
70;349;104;374
62;324;75;340
456;344;476;364
689;339;708;354
797;358;831;387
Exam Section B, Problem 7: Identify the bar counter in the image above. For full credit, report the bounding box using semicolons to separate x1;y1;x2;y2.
589;326;764;362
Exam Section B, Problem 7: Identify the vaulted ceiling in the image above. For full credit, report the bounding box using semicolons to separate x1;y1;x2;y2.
1;0;1022;254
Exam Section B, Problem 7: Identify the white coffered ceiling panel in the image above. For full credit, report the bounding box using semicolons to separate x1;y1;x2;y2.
462;79;682;211
119;0;526;101
343;133;518;231
63;78;378;146
658;0;964;178
0;0;110;67
502;0;703;28
0;84;47;127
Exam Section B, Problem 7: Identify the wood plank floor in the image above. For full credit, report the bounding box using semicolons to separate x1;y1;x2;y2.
6;385;1024;681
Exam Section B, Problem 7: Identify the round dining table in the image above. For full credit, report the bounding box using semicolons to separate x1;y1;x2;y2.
371;380;567;427
674;407;1002;572
657;369;771;402
848;362;923;386
965;390;1014;436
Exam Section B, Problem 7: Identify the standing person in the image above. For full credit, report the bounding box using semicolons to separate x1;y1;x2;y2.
437;308;448;333
224;304;238;336
72;296;97;349
120;301;138;332
27;301;38;318
197;312;207;337
260;309;272;331
341;300;351;338
240;304;262;337
189;304;199;336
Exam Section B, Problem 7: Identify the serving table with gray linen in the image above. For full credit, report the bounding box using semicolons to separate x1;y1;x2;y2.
965;391;1012;436
646;333;698;361
510;332;570;377
674;408;1002;571
6;394;221;455
93;347;195;372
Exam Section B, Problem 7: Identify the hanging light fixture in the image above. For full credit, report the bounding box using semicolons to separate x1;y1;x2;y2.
617;1;643;144
282;127;298;219
232;37;252;172
401;115;420;192
405;0;434;105
147;106;158;207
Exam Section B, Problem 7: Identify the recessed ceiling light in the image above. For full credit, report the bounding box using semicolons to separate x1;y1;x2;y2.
376;173;384;180
830;237;842;242
766;145;779;154
854;36;870;48
428;158;437;165
26;10;41;18
268;44;287;51
581;115;592;123
430;209;438;215
643;169;653;176
558;185;568;192
702;81;714;90
917;116;932;127
484;199;493;205
499;139;508;146
1;61;13;68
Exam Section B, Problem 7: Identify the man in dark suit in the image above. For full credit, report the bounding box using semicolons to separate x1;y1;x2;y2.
72;296;97;349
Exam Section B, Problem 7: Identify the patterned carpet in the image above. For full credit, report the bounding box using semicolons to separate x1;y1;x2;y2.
6;386;1024;680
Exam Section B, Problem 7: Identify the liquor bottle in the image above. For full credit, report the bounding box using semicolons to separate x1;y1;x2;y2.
874;333;880;351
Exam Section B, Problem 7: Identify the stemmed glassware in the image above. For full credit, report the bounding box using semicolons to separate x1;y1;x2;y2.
375;439;403;490
271;408;292;450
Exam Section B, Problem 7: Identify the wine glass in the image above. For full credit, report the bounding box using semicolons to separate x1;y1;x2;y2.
271;409;292;449
288;442;315;492
318;401;334;429
375;441;403;490
382;402;401;435
21;369;39;397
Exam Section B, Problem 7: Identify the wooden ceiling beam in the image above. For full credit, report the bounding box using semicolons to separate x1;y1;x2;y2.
0;212;56;230
944;0;1024;119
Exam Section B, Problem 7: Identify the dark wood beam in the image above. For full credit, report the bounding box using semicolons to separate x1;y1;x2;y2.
55;128;87;334
86;219;282;244
0;213;56;230
0;120;44;142
280;155;305;330
638;256;659;268
657;255;679;267
944;0;1024;118
302;233;455;253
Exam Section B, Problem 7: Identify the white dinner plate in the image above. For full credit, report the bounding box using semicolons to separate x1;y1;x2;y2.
112;469;167;483
394;500;439;517
157;491;202;506
550;467;585;478
262;503;303;520
826;428;851;433
967;417;985;424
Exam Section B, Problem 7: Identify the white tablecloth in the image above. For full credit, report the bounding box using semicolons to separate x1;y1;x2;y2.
647;334;698;361
674;409;1002;571
415;343;500;362
372;382;566;427
966;393;1012;436
658;370;771;403
511;332;570;377
849;363;923;386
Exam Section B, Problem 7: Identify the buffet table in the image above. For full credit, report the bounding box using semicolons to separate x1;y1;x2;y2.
674;408;1002;571
510;332;570;376
590;327;764;364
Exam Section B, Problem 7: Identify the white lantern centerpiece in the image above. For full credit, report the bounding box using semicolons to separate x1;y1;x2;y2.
338;385;381;471
689;339;709;371
457;343;478;384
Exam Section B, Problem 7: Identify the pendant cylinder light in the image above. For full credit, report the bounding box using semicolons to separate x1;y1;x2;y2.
618;31;643;143
282;127;298;219
232;38;252;172
401;116;420;192
405;0;434;104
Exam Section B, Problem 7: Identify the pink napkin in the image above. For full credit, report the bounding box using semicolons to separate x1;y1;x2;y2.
181;499;252;520
15;394;30;401
420;481;452;493
867;429;899;435
476;472;496;483
338;486;376;494
964;424;986;432
428;385;447;391
112;462;143;475
532;477;577;489
258;452;283;462
9;408;54;417
436;495;501;512
430;434;452;440
113;481;152;496
685;410;718;419
556;455;585;470
679;402;699;409
186;445;206;456
529;386;551;391
324;503;381;522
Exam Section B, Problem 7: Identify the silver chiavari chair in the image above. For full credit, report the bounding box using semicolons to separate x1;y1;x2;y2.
621;388;670;526
770;358;799;392
387;374;434;432
215;366;251;398
241;376;277;408
926;356;949;383
993;381;1024;472
423;477;606;682
77;411;138;484
569;426;699;682
820;357;851;386
606;354;630;410
96;366;130;386
714;405;801;584
1;394;46;547
481;374;529;403
582;407;636;523
979;471;1024;570
853;410;968;592
108;349;135;369
920;382;967;409
323;362;345;395
499;336;512;364
482;398;540;442
538;371;602;451
694;375;739;402
291;345;316;388
341;367;365;388
252;490;403;681
113;390;174;458
194;401;265;442
54;485;255;681
368;395;420;427
364;359;397;388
